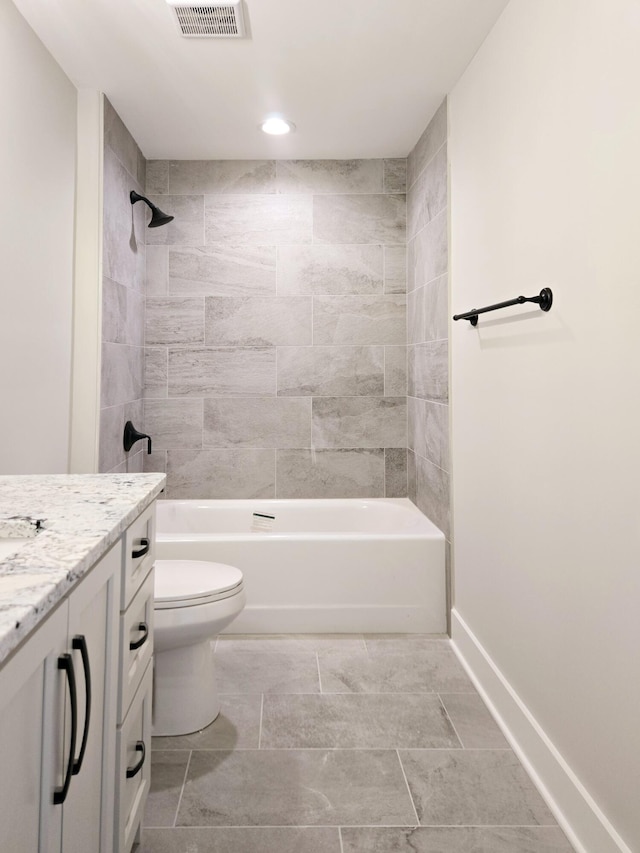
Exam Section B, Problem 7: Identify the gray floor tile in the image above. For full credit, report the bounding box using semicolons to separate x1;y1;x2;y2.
261;693;461;749
176;749;416;826
318;649;474;693
217;633;367;653
340;826;576;852
144;750;190;827
152;695;262;750
439;693;510;749
214;650;320;693
399;749;557;826
139;826;341;853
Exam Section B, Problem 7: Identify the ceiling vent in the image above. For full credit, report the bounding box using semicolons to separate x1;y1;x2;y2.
166;1;247;38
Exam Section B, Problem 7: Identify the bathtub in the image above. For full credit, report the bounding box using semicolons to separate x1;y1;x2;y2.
155;498;446;633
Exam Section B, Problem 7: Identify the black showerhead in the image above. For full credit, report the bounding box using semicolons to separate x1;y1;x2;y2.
130;190;174;228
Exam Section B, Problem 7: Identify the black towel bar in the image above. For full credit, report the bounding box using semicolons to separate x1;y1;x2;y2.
453;288;553;326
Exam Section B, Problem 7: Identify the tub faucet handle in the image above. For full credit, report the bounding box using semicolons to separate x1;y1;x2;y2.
123;421;152;454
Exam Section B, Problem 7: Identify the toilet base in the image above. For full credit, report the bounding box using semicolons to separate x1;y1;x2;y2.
152;639;220;736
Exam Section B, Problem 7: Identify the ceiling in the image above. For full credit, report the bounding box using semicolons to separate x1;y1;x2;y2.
12;0;509;160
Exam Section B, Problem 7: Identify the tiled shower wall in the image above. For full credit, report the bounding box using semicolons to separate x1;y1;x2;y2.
99;98;147;473
406;100;450;542
142;160;408;499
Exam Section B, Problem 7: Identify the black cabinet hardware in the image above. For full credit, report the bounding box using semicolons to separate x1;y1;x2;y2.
53;654;78;805
131;538;150;559
126;741;146;779
71;636;91;776
129;622;149;651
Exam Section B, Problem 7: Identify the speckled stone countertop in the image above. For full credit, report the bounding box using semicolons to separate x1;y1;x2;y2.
0;473;166;667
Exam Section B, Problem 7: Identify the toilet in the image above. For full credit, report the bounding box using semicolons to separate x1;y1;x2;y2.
152;559;246;736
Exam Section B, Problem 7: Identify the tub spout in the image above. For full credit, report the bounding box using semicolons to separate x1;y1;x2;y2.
123;421;152;454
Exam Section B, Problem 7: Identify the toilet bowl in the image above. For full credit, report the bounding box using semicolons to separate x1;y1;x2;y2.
152;559;246;736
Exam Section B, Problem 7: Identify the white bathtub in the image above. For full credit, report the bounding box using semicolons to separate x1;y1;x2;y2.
155;498;446;633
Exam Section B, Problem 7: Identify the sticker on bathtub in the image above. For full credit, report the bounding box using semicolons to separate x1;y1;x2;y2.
251;512;275;533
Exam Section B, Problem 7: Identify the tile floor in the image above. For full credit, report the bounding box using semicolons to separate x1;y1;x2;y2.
139;634;576;852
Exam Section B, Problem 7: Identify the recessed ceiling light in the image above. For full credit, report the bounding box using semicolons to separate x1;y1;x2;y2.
261;117;295;136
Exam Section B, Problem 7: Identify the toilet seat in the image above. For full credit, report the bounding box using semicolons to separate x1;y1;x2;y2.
154;559;244;610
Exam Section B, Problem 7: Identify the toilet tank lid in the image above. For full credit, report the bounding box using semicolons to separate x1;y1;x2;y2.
154;559;243;602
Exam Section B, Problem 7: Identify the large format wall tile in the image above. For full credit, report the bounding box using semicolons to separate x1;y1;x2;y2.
407;145;447;240
277;245;383;295
383;159;407;194
104;97;142;185
277;347;384;397
143;399;203;450
384;246;407;294
144;348;167;398
408;397;449;471
167;449;275;499
312;397;406;449
276;160;383;194
313;295;406;346
145;246;168;296
168;347;276;396
101;342;143;408
145;297;204;345
102;146;146;291
408;209;447;291
205;195;312;244
145;195;205;246
102;277;144;346
99;399;143;473
146;160;169;194
169;246;276;297
276;449;385;498
415;453;450;538
409;340;449;403
170;160;276;194
424;273;448;342
204;397;311;448
313;194;406;244
205;297;312;346
384;346;407;396
385;447;408;497
407;98;447;190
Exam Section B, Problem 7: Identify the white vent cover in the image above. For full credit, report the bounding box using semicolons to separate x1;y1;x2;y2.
166;0;246;38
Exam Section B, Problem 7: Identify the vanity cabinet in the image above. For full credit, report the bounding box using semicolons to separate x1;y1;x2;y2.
0;502;156;853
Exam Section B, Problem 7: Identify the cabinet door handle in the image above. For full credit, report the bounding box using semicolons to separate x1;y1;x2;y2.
132;538;150;559
129;622;149;651
71;635;91;776
53;654;78;805
126;740;146;779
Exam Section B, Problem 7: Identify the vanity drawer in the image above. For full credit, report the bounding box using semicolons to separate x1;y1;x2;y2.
118;569;154;724
115;661;152;853
121;504;155;610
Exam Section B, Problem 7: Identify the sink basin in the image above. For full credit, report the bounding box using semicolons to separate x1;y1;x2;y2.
0;538;31;561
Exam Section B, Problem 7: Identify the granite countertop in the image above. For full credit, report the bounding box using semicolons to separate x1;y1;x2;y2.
0;473;166;666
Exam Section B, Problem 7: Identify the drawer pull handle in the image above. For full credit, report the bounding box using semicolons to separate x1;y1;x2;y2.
71;635;91;776
53;654;78;805
132;538;150;559
126;740;146;779
129;622;149;651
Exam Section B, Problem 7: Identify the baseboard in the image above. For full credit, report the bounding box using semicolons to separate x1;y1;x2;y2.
223;604;446;634
450;609;632;853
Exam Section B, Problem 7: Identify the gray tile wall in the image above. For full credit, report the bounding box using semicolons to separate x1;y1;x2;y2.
99;98;147;473
406;100;450;551
143;159;407;499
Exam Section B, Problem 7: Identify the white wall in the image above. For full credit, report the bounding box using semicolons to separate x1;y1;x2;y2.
449;1;640;850
0;0;76;473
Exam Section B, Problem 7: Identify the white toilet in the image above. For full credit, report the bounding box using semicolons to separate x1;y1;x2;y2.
152;559;246;736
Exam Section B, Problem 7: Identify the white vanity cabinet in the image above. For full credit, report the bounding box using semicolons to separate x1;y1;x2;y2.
0;501;156;853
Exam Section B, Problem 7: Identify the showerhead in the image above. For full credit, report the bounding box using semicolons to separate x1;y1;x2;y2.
130;190;174;228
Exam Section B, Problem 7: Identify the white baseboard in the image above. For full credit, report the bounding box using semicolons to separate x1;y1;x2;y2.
451;608;632;853
223;604;446;634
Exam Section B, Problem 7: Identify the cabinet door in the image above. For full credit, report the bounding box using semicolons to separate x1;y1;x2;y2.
0;603;67;853
62;543;121;853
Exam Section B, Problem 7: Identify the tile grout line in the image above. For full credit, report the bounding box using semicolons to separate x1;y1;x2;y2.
316;651;323;694
172;748;192;828
396;748;421;826
339;825;345;853
258;693;264;749
436;692;465;749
